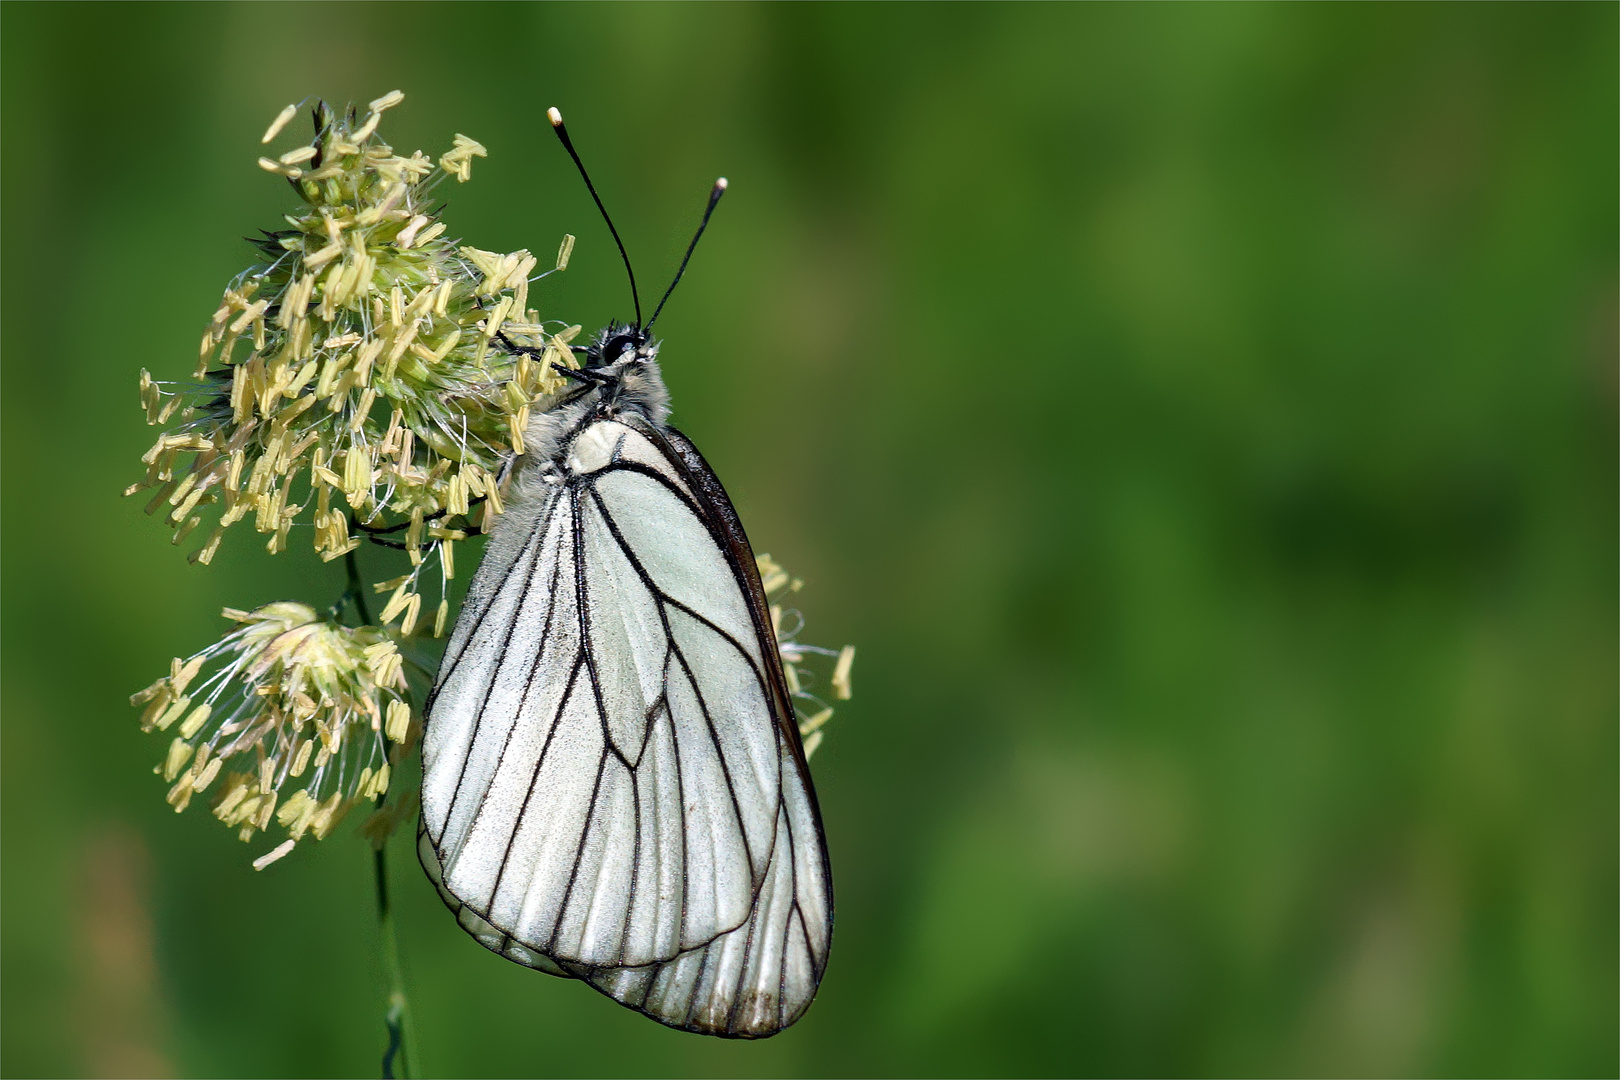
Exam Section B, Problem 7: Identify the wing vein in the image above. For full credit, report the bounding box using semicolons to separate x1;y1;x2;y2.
663;655;693;947
572;479;622;765
587;485;771;703
590;459;706;519
617;770;643;966
428;494;554;710
437;512;562;848
485;649;587;922
551;749;610;952
590;483;779;903
667;642;760;883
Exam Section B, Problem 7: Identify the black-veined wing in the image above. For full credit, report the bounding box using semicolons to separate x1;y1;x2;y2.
419;416;833;1037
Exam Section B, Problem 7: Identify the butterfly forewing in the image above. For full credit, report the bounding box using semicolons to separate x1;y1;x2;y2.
420;416;832;1037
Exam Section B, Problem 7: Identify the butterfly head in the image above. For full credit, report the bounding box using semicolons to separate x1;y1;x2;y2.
571;321;668;429
583;321;655;372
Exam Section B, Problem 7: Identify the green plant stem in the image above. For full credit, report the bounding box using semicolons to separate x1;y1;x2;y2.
375;835;418;1079
346;542;417;1077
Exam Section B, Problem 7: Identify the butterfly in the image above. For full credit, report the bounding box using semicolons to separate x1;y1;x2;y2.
416;108;833;1038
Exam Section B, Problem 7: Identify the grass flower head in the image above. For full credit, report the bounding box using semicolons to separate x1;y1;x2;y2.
131;602;415;868
127;91;579;632
757;554;855;758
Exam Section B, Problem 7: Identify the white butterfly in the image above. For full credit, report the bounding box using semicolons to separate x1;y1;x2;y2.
417;124;833;1036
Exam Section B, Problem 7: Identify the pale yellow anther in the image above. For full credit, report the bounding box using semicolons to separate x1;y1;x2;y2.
178;703;212;740
439;134;487;181
162;738;195;781
385;699;411;742
304;242;343;270
252;839;297;871
255;790;278;830
164;469;200;511
262;104;300;144
399;593;423;636
509;408;528;456
351;388;377;432
342;446;373;508
167;775;196;812
277;789;311;827
155;695;192;732
482;296;513;339
171;487;205;527
131;680;168;711
365;641;405;688
800;707;835;737
396;215;430;249
193;756;223;793
143;480;177;517
310;792;350;840
213;778;250;821
352;113;382;144
284;428;319;463
172;655;206;697
445;473;468;516
832;645;856;700
355;337;384;382
377;583;412;625
189;526;226;566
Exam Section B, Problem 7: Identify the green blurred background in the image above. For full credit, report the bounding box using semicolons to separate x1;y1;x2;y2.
3;3;1615;1077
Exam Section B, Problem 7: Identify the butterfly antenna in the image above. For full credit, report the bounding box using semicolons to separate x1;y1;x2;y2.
646;178;728;331
547;106;642;327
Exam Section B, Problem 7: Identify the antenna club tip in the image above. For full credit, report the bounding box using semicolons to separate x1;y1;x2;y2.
715;177;728;191
547;107;564;127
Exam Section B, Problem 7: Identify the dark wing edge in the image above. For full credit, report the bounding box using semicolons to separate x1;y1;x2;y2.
609;418;836;1035
646;424;821;775
641;423;832;848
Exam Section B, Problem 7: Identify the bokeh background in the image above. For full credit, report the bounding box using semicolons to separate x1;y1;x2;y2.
3;3;1615;1077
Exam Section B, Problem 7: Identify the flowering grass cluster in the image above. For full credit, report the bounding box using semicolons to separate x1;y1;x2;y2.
123;92;585;866
126;90;579;634
132;602;410;869
129;93;853;871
